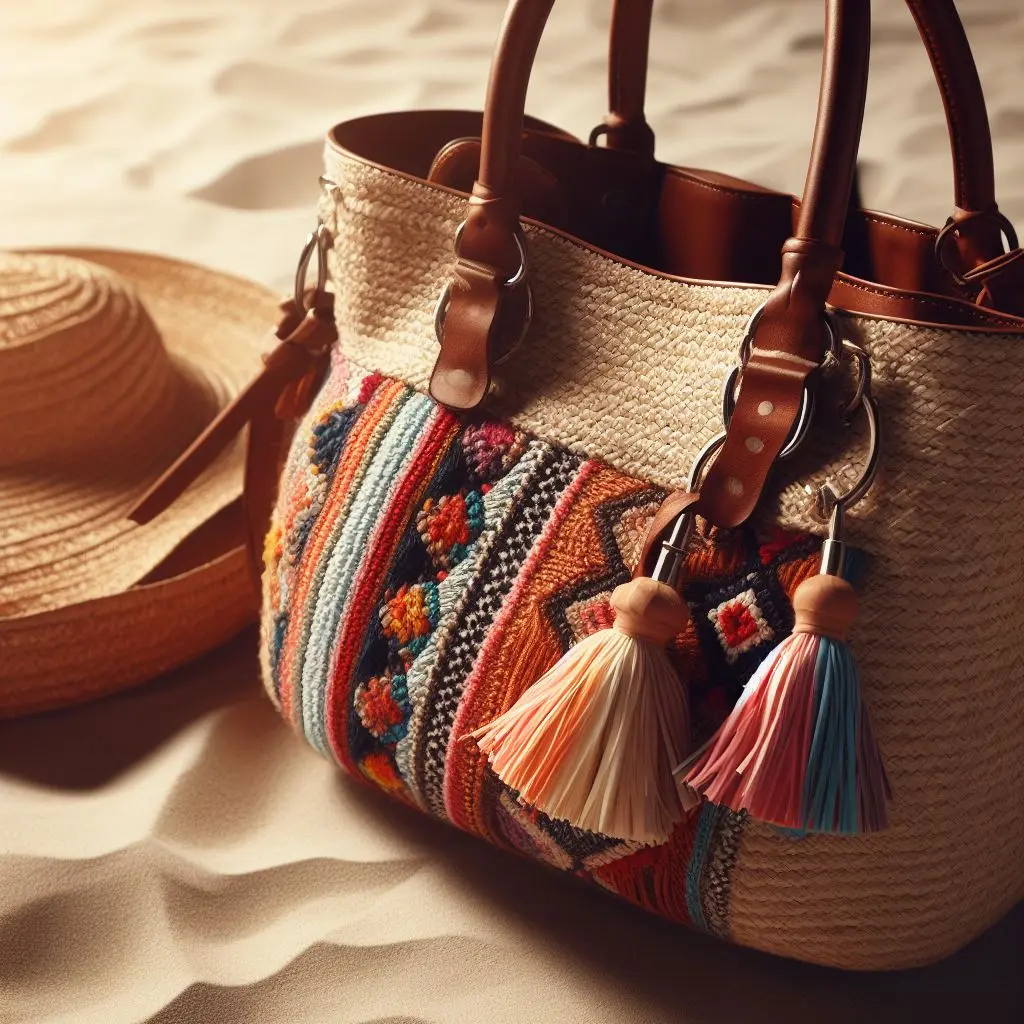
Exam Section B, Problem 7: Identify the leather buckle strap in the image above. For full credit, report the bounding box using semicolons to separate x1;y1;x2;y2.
434;0;869;533
430;184;531;409
935;208;1024;317
961;248;1024;319
698;237;844;528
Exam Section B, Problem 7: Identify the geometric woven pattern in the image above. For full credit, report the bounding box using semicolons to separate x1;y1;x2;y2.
261;371;821;940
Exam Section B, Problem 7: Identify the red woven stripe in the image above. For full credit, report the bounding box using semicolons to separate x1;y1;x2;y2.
325;413;460;772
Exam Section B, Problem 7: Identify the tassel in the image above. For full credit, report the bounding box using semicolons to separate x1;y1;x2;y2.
471;577;690;844
469;500;701;845
679;508;890;834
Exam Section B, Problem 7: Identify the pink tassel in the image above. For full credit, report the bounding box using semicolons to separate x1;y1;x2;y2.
470;577;691;844
679;574;889;834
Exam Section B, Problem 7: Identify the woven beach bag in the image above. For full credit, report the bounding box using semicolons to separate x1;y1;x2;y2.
253;0;1024;969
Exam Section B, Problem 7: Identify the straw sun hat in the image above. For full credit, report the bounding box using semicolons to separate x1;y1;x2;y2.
0;248;279;715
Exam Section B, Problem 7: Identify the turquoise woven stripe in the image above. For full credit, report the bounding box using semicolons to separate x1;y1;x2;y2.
287;389;407;735
301;393;437;756
685;802;720;933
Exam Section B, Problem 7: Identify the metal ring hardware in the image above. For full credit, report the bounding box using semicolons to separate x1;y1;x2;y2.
687;431;727;493
935;210;1021;286
807;331;882;577
720;303;841;460
433;222;533;365
649;430;727;585
811;380;882;522
294;222;331;315
836;336;872;423
734;302;843;368
720;366;815;460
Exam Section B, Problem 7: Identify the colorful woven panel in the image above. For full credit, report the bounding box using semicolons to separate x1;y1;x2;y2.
261;369;821;937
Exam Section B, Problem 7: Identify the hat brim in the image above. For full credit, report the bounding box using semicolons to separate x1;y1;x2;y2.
3;248;279;614
0;540;254;717
1;248;282;715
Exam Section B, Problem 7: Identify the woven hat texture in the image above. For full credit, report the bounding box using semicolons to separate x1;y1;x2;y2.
0;248;278;714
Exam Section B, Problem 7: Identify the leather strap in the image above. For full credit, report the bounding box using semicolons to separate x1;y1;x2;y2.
606;0;992;210
436;0;873;510
604;0;655;155
635;490;701;579
699;1;869;528
431;1;555;411
605;0;1014;285
129;295;336;593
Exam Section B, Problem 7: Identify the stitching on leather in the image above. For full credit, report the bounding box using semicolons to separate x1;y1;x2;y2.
838;275;1013;326
910;2;972;210
663;168;775;202
667;172;939;242
860;212;933;239
336;150;1022;330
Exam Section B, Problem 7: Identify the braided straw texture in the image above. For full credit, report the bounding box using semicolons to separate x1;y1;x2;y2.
319;145;1024;969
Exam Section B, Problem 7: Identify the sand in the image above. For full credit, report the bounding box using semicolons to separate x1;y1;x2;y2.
1;1;1022;1021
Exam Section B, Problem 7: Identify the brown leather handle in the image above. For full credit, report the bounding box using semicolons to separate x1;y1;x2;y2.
439;0;867;346
433;0;872;529
603;0;656;156
605;0;994;213
604;0;1008;277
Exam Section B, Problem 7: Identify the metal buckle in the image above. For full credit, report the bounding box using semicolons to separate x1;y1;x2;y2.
433;221;533;366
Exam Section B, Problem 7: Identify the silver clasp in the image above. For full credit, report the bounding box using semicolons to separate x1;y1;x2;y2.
433;222;534;366
810;336;882;528
650;431;728;586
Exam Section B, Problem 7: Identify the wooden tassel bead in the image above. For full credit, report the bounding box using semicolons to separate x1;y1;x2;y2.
611;577;690;644
792;574;859;642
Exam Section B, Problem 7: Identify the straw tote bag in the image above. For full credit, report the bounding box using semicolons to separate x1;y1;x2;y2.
253;0;1024;969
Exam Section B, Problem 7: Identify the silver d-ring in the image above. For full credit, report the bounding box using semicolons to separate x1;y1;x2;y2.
837;337;872;422
434;224;532;357
295;222;331;314
432;279;535;366
722;303;840;459
687;431;727;492
935;210;1020;286
450;220;529;289
736;303;842;368
812;389;882;520
721;366;815;460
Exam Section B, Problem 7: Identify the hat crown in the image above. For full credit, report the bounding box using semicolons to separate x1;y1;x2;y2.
0;253;183;468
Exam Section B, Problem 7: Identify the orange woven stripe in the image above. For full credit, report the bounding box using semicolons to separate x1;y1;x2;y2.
278;379;407;719
446;462;649;841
